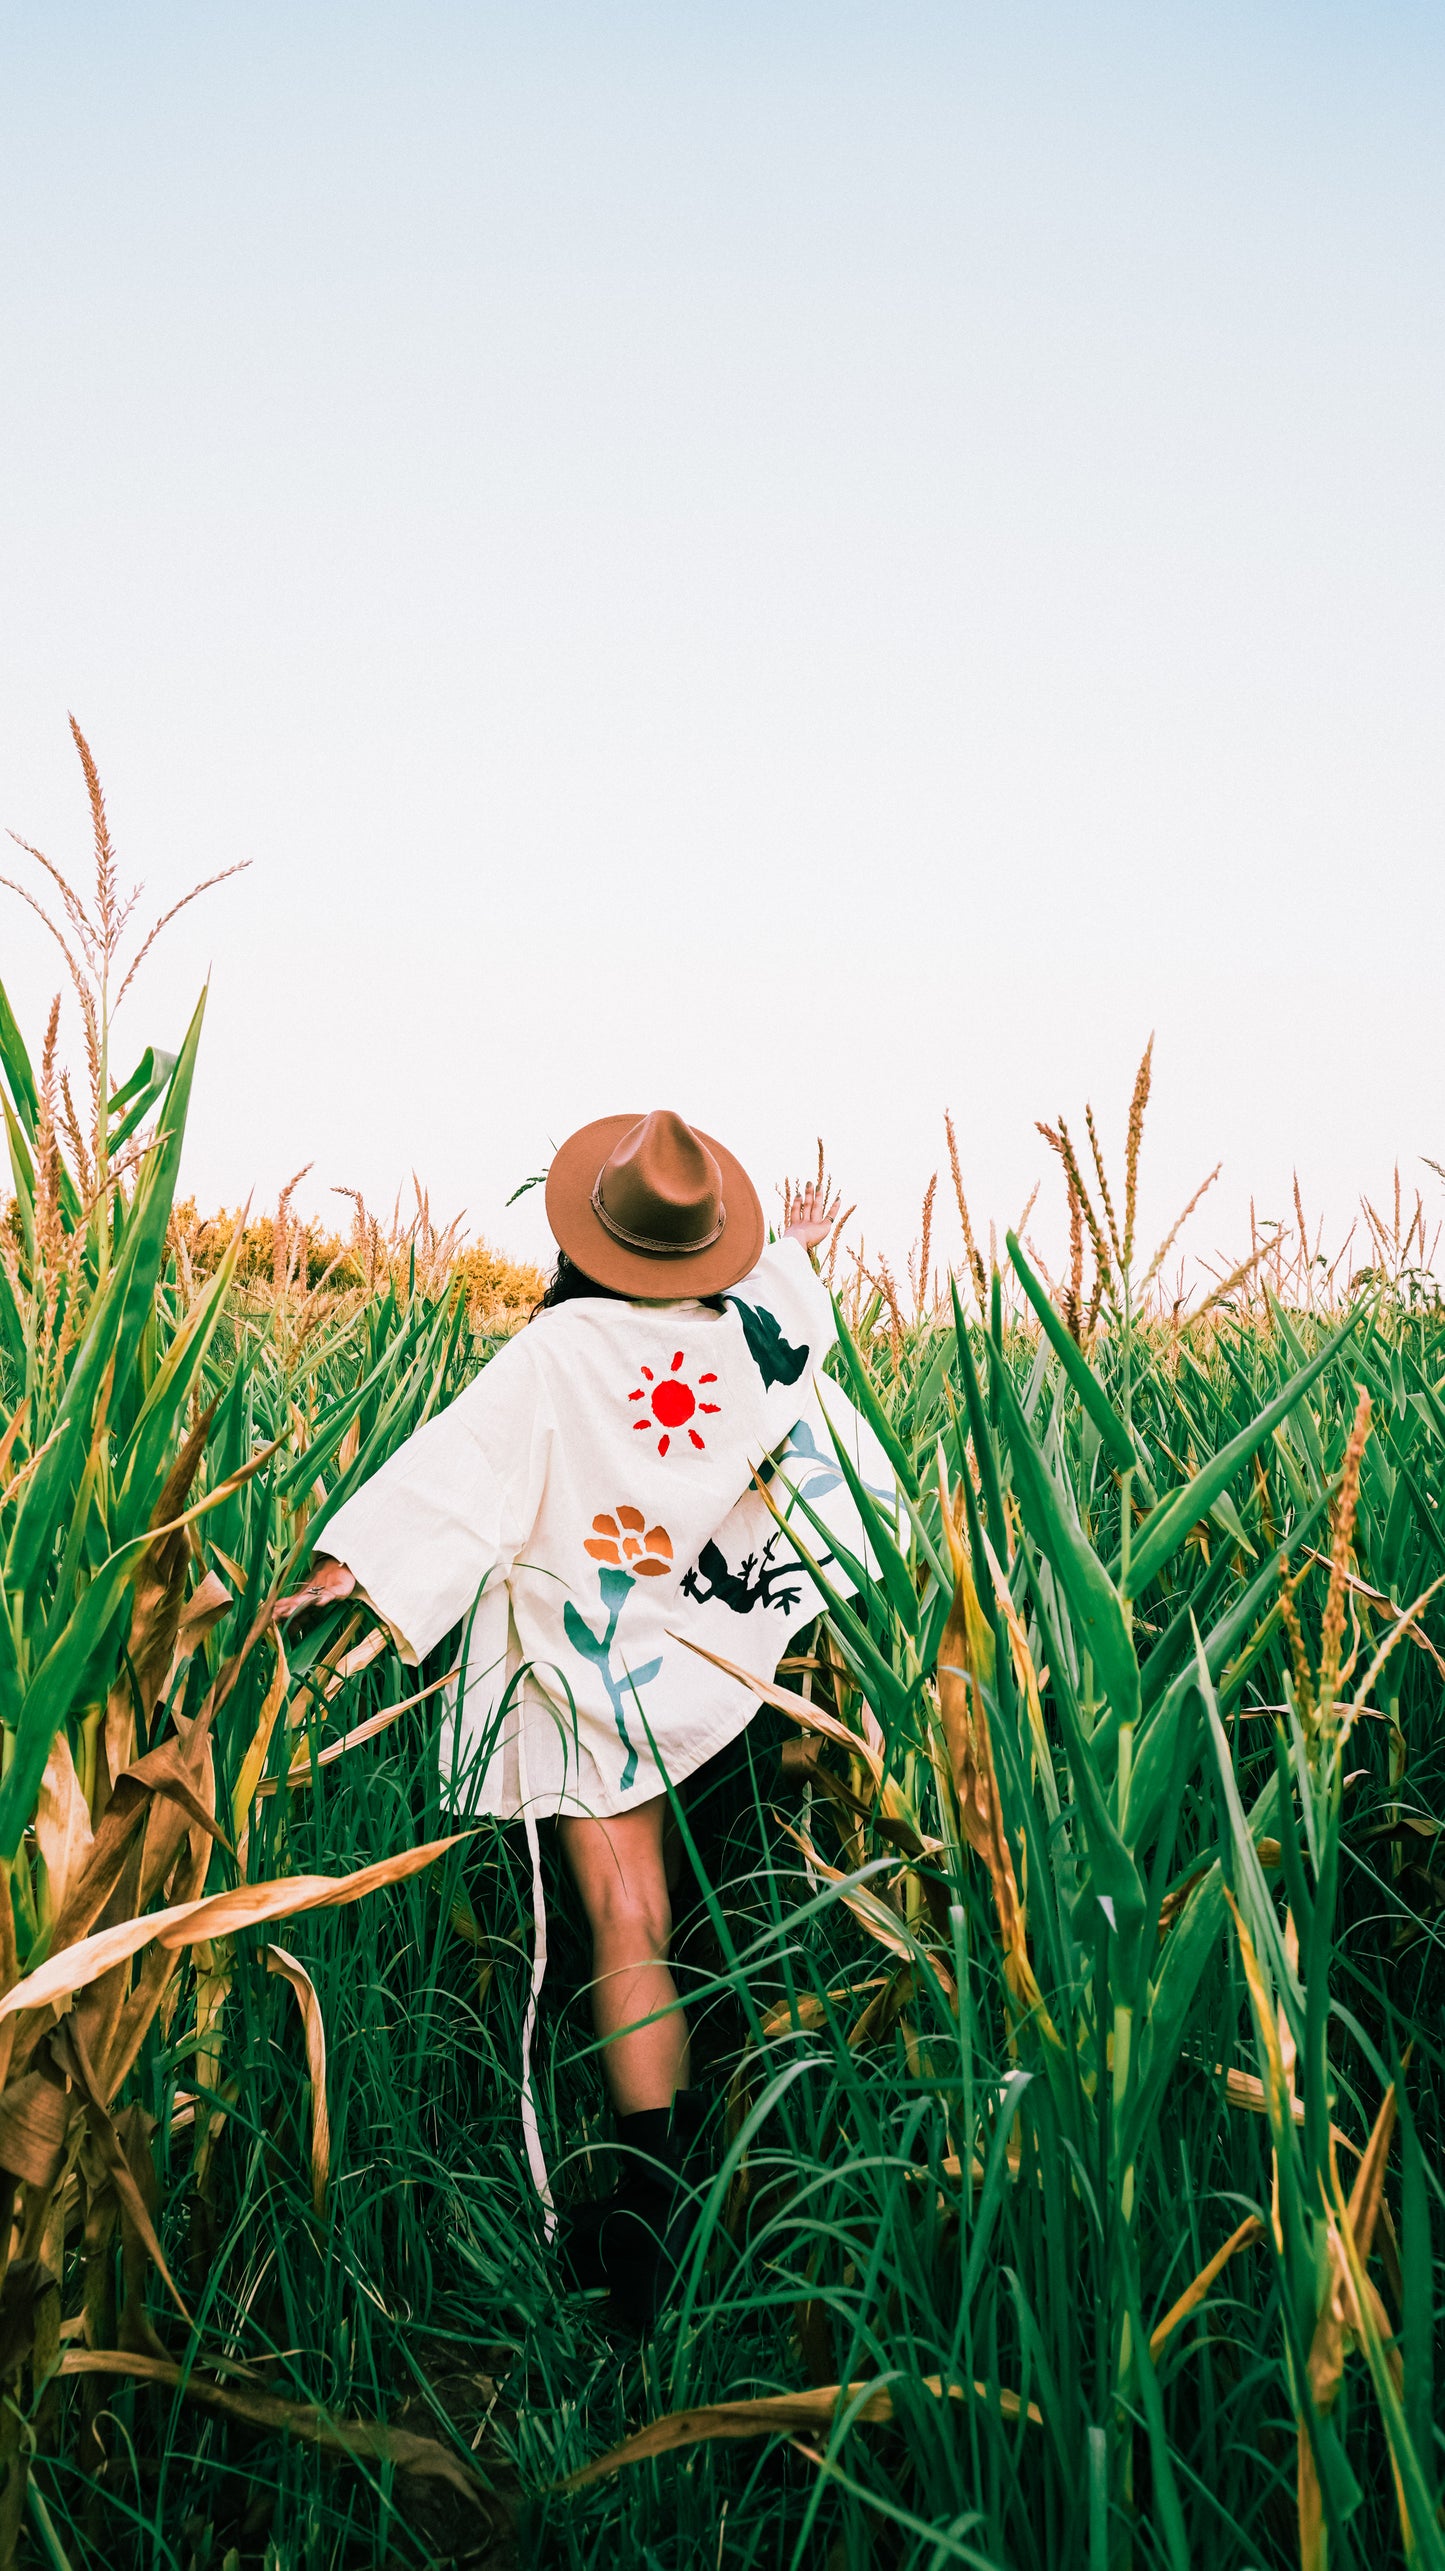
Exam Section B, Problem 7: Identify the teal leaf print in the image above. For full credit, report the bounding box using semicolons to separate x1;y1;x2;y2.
563;1559;662;1794
563;1599;609;1662
727;1297;808;1389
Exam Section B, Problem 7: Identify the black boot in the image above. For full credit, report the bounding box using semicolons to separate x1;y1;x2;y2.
560;2107;672;2295
560;2093;708;2327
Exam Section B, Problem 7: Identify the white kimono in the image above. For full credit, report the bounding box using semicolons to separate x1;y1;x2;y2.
321;1239;898;1819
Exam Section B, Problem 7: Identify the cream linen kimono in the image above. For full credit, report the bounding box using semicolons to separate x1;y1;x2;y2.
321;1239;897;1820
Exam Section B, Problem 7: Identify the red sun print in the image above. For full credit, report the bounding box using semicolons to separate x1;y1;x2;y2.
626;1351;722;1457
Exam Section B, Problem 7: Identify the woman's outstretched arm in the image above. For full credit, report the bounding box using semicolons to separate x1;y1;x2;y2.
275;1555;356;1618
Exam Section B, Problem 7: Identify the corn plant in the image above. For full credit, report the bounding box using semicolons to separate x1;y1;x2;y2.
545;1114;1442;2571
0;740;492;2559
0;749;1438;2567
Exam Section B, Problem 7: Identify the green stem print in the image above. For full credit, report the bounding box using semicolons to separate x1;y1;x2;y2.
562;1563;662;1793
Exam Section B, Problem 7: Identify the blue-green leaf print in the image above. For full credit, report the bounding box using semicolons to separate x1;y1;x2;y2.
563;1558;662;1793
760;1418;895;1506
563;1599;609;1661
728;1297;808;1388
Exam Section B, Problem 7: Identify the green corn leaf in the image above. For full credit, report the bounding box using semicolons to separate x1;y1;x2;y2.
817;1398;951;1594
1399;2086;1434;2468
1054;1690;1148;1954
1338;2217;1445;2571
1120;2241;1193;2571
7;1376;103;1608
1122;1485;1334;1834
829;1298;920;1501
1206;1491;1255;1556
1377;1440;1445;1575
114;1234;242;1534
962;2071;1034;2303
992;1354;1141;1735
903;1328;954;1456
0;1540;145;1860
1195;1628;1301;2030
1267;1296;1332;1482
108;1042;177;1113
305;1300;461;1531
768;1468;876;1617
41;1434;104;1648
0;1572;23;1733
757;1478;914;1729
107;1043;179;1153
813;1404;936;1626
0;1259;23;1373
1121;1313;1356;1601
0;976;40;1133
950;1279;1009;1567
1135;1546;1237;1720
106;990;207;1429
1006;1231;1143;1486
0;991;78;1230
1123;1757;1289;2175
1;1089;36;1261
7;998;206;1596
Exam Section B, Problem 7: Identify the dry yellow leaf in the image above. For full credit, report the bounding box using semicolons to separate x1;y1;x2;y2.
1149;2216;1264;2359
267;1946;330;2213
671;1632;884;1789
35;1731;94;1922
560;2373;1040;2490
231;1634;290;1851
58;2350;486;2501
0;1833;471;2023
264;1667;458;1799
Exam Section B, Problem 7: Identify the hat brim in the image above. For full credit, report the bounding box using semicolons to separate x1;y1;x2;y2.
545;1114;765;1299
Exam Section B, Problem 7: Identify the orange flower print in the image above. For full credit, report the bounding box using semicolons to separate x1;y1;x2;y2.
626;1351;722;1457
585;1507;674;1577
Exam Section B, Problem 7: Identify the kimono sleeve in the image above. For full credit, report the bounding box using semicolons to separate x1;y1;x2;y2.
725;1237;837;1438
318;1335;547;1663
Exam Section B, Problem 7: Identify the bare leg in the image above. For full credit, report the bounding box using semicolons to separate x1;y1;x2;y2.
559;1798;690;2115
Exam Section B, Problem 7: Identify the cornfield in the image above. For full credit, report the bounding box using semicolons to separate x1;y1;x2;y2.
0;736;1437;2570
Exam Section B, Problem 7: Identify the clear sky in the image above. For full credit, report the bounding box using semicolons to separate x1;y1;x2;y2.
2;2;1442;1286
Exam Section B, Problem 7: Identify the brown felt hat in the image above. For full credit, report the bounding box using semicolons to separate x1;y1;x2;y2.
545;1109;764;1298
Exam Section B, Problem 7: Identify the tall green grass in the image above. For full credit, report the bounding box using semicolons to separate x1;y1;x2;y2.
0;756;1437;2565
24;1175;1438;2571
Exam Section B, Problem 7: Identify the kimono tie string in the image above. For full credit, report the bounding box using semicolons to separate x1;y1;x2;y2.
516;1714;556;2239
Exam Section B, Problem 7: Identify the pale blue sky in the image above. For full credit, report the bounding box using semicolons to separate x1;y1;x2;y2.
2;3;1442;1282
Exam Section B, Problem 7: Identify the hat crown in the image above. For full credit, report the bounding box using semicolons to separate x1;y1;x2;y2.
593;1110;725;1254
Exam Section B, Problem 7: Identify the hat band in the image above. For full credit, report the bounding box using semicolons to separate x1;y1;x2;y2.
590;1174;727;1258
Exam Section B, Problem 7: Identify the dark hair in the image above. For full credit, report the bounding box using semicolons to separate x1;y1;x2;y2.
530;1248;728;1320
530;1250;630;1318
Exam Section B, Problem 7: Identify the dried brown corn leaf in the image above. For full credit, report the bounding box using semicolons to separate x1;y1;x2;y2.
264;1666;458;1798
266;1947;330;2213
58;2349;487;2501
773;1817;915;1963
1149;2215;1265;2359
672;1632;884;1788
0;1833;470;2022
0;2071;75;2190
35;1732;94;1921
560;2373;1040;2490
231;1635;290;1845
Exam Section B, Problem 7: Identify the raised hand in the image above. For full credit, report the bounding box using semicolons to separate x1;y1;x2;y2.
783;1182;842;1253
275;1555;357;1621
